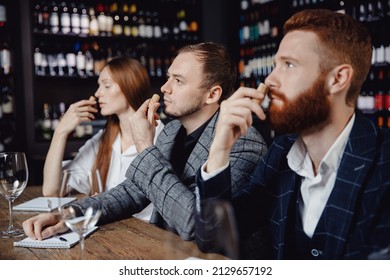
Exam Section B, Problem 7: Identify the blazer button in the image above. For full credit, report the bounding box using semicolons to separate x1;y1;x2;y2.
311;249;320;257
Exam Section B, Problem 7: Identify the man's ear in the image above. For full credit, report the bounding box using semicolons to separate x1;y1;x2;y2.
206;85;223;104
327;64;353;95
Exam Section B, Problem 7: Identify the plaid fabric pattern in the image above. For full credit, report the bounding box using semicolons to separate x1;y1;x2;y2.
73;111;268;241
196;112;390;259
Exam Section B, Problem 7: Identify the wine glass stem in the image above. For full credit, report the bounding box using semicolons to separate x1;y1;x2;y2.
7;200;15;231
79;235;85;260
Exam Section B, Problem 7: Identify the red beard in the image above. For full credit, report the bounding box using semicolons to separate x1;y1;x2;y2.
268;76;330;134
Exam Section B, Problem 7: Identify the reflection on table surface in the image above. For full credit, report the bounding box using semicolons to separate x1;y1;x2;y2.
0;185;226;260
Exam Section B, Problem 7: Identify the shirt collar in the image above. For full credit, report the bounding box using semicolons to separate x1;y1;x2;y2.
287;113;355;178
183;113;214;142
112;133;138;156
188;118;210;141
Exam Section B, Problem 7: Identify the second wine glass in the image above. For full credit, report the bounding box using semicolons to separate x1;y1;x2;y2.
58;169;102;259
0;152;29;238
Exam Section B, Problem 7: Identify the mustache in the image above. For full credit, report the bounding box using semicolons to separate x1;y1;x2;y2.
268;89;285;101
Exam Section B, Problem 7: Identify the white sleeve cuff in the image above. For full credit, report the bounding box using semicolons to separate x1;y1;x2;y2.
200;160;230;181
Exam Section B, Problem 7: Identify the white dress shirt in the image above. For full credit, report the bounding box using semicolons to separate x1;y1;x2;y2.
287;114;355;237
63;120;165;222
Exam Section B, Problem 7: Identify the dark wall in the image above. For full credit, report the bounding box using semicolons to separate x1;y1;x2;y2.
201;0;238;53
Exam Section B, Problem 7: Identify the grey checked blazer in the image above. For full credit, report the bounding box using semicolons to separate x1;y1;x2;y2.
196;112;390;259
73;111;267;240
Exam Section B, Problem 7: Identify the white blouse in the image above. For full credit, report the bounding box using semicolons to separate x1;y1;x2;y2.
62;120;165;221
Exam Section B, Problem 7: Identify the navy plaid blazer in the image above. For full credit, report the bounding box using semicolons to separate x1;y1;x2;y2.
196;112;390;259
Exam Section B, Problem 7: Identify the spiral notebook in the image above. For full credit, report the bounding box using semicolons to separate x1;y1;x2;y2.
13;227;98;249
13;197;76;212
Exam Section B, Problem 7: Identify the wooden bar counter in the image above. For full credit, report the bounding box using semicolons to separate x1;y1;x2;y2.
0;186;225;260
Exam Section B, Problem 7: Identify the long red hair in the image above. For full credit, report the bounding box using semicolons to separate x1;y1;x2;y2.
90;56;152;194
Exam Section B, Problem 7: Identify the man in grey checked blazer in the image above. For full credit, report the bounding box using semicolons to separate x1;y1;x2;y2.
195;10;390;259
22;42;267;242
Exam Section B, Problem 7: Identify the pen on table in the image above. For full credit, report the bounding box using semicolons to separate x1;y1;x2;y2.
47;199;52;209
56;236;68;242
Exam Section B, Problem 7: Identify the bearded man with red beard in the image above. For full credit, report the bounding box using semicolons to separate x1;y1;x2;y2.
195;9;390;260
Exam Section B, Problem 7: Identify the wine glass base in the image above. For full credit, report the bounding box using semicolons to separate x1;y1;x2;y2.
0;228;25;239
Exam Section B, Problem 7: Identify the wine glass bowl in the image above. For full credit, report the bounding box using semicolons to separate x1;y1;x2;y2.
0;152;29;238
212;200;239;259
199;200;239;259
61;205;101;235
58;201;101;259
58;169;102;259
60;169;103;197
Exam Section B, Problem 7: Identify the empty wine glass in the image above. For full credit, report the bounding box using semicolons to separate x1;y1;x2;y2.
59;169;103;197
212;200;240;259
368;245;390;260
0;152;29;238
197;199;239;259
58;201;101;259
58;169;102;259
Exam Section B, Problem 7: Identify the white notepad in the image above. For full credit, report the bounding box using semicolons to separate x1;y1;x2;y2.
13;197;77;212
14;227;98;249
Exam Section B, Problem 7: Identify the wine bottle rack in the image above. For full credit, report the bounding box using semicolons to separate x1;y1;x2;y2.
237;0;390;130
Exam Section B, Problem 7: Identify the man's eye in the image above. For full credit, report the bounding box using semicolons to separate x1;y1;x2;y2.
286;62;294;68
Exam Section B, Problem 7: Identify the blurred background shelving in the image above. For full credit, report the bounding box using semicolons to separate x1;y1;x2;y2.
1;0;389;185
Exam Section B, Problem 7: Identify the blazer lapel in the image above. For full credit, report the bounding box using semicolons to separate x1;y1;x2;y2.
182;112;219;181
320;114;379;258
155;119;182;161
154;113;218;185
274;170;301;259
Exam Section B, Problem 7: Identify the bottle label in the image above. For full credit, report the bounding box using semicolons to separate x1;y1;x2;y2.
131;26;139;37
76;53;85;68
154;26;162;38
34;51;42;65
50;13;59;33
0;5;6;25
145;26;153;38
66;53;76;66
113;25;123;35
71;14;80;27
42;119;51;130
377;116;384;128
80;15;89;31
57;53;66;67
90;18;99;35
374;92;384;110
124;26;131;36
106;17;113;33
71;13;80;34
97;15;107;32
139;24;146;37
0;49;11;75
385;94;390;110
61;13;71;33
